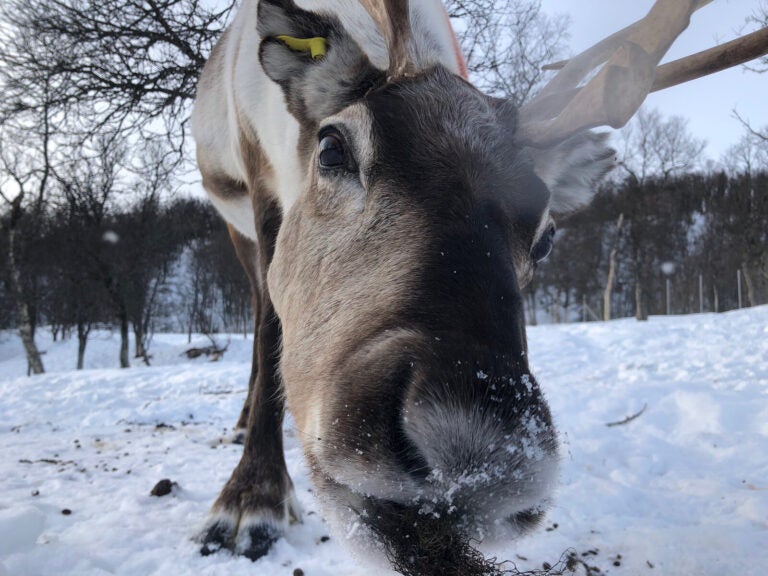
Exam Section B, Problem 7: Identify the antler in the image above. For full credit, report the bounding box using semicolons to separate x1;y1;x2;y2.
518;0;768;146
359;0;413;78
652;26;768;91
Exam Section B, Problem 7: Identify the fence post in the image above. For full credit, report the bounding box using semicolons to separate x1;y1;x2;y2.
699;274;704;314
737;269;742;309
666;278;671;315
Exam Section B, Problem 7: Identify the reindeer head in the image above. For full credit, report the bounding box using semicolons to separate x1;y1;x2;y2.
255;0;757;567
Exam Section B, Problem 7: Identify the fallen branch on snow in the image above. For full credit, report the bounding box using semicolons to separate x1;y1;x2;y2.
605;403;648;427
182;342;229;361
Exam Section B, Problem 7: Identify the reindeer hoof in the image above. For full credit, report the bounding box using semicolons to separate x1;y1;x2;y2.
199;470;302;560
239;522;280;561
231;428;247;445
199;506;297;561
200;519;235;556
199;518;280;561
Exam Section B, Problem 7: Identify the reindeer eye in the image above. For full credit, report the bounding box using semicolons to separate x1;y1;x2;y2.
318;129;347;170
531;224;555;263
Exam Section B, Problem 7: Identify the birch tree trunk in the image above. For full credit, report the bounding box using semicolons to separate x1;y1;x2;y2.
741;262;756;307
635;279;649;321
118;307;130;369
5;200;45;374
76;320;90;370
133;322;146;361
603;213;624;321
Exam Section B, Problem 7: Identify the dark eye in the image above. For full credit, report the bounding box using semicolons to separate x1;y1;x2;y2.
531;224;555;263
318;129;347;170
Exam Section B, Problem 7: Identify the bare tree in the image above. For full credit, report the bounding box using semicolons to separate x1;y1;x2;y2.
0;195;46;375
184;240;221;340
446;0;570;106
0;0;236;160
45;201;108;370
722;129;768;175
733;109;768;144
0;83;58;375
619;107;707;185
729;3;768;141
53;136;132;367
121;142;178;363
1;0;224;365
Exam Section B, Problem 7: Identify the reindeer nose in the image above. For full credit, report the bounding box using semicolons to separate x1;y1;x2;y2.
397;347;558;517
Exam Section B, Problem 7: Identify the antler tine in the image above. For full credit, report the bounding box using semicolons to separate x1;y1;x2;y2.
535;21;643;101
652;26;768;92
519;0;713;147
531;26;768;124
359;0;413;78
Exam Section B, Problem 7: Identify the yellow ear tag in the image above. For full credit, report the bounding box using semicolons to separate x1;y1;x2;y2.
276;35;327;61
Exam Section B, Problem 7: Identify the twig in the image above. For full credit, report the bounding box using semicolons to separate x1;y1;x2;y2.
605;403;647;427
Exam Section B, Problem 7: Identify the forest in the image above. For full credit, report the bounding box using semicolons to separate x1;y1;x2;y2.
533;166;768;324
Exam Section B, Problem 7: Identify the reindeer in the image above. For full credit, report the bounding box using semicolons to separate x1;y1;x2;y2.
191;0;768;570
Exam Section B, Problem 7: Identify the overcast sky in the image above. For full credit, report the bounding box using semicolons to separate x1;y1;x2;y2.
542;0;767;162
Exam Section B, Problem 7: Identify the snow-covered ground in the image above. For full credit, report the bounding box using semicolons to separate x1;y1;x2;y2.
1;308;767;576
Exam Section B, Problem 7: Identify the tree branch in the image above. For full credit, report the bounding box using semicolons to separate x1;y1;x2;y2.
605;403;648;427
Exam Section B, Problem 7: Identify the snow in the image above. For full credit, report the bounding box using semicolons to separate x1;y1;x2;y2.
1;307;767;575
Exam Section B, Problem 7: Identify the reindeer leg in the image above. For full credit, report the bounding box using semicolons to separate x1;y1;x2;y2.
231;333;256;445
226;225;260;444
200;201;301;560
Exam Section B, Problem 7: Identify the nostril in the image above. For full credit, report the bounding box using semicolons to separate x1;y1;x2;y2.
391;420;430;480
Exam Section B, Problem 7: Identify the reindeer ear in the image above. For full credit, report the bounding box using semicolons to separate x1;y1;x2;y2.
526;132;616;215
258;0;383;124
